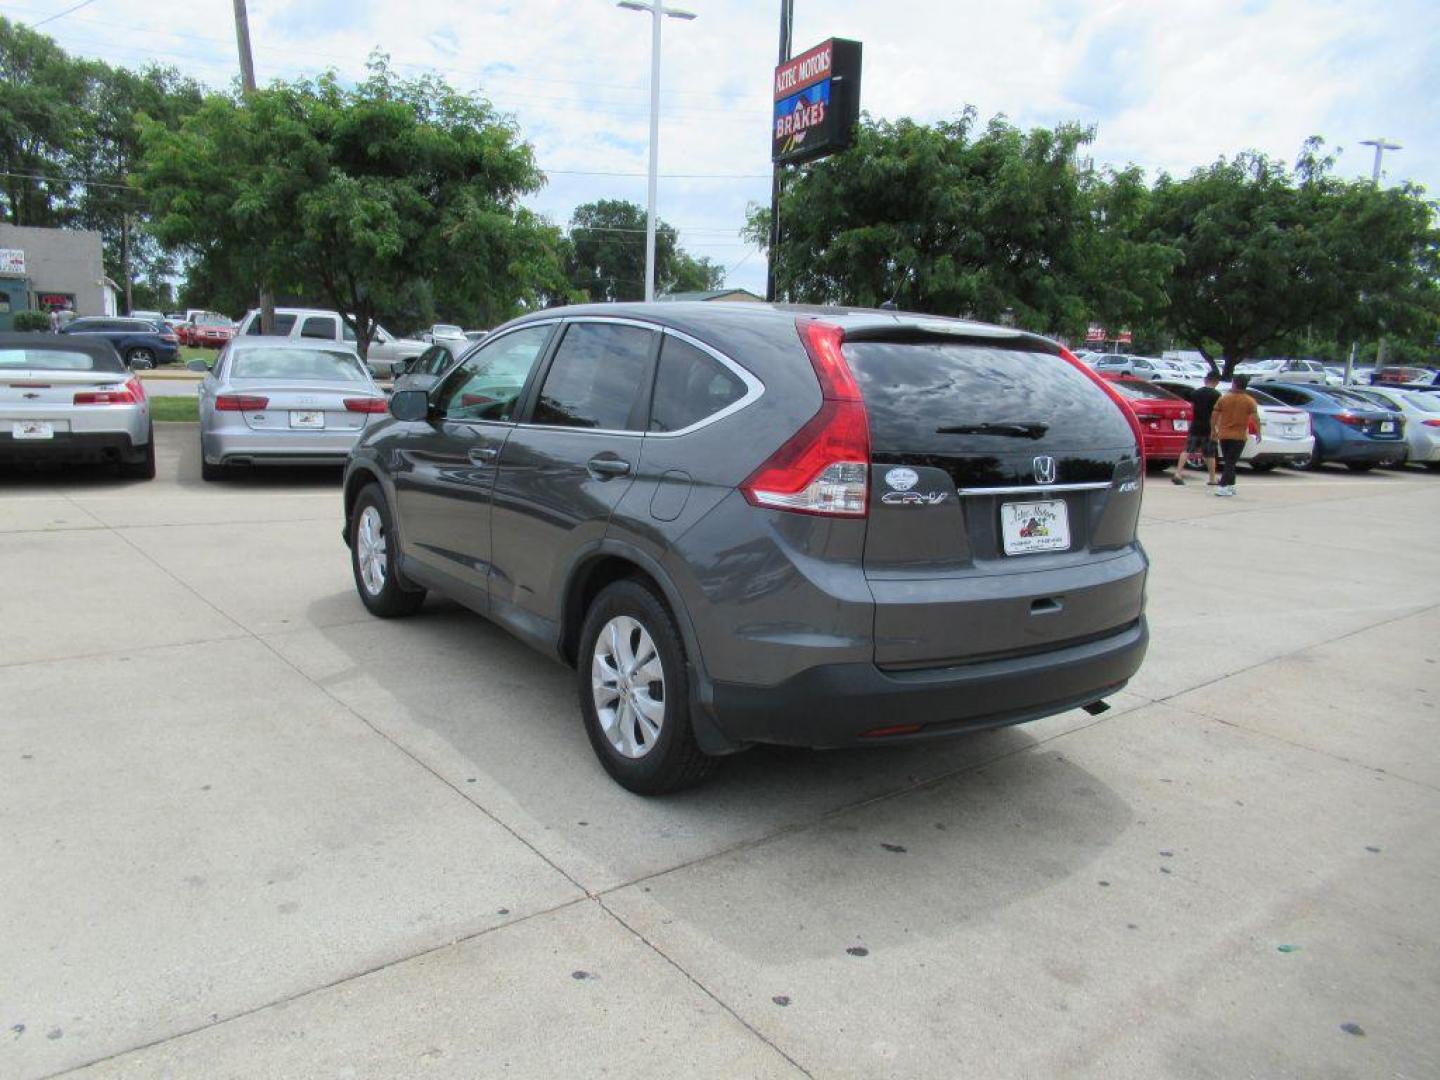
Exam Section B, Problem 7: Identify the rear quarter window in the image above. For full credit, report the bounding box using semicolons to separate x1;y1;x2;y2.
842;340;1134;454
649;336;747;432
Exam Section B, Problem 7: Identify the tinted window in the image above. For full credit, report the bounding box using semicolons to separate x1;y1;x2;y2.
532;322;654;431
1247;387;1282;407
843;341;1134;453
0;347;123;372
649;336;746;432
66;319;108;332
300;316;334;340
1258;384;1306;405
434;324;552;422
244;313;298;336
341;322;358;342
230;348;367;382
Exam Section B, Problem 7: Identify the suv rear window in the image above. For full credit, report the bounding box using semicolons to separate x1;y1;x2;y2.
842;340;1134;454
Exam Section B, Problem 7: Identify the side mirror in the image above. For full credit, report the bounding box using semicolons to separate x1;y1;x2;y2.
389;389;432;422
186;359;210;373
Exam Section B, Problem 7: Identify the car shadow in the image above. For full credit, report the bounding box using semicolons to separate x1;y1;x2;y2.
303;590;1132;958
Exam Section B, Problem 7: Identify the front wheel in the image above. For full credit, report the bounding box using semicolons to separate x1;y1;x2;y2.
577;579;714;795
350;484;426;617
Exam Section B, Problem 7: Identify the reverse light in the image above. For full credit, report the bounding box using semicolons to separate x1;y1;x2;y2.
74;378;145;405
1058;346;1145;452
741;320;870;516
215;394;269;411
344;397;389;413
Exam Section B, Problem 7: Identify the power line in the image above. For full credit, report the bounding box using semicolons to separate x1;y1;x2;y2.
28;0;100;29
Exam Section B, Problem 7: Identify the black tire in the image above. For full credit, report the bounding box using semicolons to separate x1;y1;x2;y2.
577;578;714;795
118;425;156;480
1248;461;1277;473
349;483;425;618
1296;449;1323;471
1346;462;1374;473
126;347;155;370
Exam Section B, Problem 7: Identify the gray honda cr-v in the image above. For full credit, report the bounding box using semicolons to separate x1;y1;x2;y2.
342;303;1149;793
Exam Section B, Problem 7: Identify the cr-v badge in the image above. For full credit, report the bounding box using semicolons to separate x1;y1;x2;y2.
1033;455;1057;484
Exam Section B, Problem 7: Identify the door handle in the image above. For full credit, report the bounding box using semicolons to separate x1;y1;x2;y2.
587;456;632;479
467;446;498;463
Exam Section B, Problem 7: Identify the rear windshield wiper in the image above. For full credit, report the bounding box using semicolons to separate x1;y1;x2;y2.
935;422;1049;439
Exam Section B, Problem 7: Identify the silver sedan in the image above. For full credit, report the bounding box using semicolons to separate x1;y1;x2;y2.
194;338;389;480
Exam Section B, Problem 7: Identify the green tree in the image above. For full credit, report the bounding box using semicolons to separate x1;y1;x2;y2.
567;199;724;301
1144;140;1440;375
138;57;569;352
746;110;1171;338
0;16;90;225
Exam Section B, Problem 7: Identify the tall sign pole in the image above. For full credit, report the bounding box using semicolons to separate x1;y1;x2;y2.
765;0;793;303
231;0;274;333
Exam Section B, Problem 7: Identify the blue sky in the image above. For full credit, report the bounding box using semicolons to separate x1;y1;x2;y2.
12;0;1438;298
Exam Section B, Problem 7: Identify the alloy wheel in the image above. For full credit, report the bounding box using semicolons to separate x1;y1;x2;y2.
591;615;666;759
356;505;388;596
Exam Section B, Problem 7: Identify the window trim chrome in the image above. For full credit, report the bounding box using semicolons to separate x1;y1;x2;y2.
501;316;765;439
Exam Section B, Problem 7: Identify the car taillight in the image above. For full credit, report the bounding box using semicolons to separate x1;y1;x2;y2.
1058;346;1145;452
215;394;268;411
740;319;870;517
1423;419;1440;428
1336;412;1365;427
160;334;178;343
74;378;145;405
344;397;388;413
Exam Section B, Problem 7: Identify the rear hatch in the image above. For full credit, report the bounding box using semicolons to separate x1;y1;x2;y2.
843;331;1145;668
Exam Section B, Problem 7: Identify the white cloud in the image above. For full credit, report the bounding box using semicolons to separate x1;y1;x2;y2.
20;0;1439;298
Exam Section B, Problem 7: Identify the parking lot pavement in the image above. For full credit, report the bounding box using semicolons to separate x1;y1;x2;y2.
3;424;1438;1079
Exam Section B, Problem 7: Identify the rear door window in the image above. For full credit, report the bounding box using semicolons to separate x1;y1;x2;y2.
842;340;1135;455
532;322;655;431
649;336;747;432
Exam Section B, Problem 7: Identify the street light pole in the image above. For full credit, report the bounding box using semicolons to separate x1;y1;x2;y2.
618;0;697;303
231;0;274;334
1359;137;1402;185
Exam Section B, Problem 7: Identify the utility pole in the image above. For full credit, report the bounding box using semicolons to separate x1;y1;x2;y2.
765;0;793;303
617;0;697;303
1359;139;1401;374
231;0;274;333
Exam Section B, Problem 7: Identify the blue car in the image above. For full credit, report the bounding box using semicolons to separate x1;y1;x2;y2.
1253;382;1406;471
60;316;180;369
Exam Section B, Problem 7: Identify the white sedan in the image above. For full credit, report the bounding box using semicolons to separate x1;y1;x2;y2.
1347;386;1440;468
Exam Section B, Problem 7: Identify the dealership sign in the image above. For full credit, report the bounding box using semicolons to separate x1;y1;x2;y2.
0;248;25;276
772;38;862;166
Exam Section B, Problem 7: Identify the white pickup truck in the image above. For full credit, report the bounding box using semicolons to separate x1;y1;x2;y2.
235;307;429;379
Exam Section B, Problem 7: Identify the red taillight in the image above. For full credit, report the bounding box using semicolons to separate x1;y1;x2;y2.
1058;346;1145;452
1423;419;1440;428
215;394;268;411
344;397;388;413
740;320;870;516
74;378;145;405
1336;412;1365;427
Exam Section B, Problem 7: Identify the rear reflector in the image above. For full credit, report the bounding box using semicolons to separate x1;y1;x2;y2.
215;394;269;411
74;378;145;405
740;320;870;517
343;397;389;413
860;723;924;738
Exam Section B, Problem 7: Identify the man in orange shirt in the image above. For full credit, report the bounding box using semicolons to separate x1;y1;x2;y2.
1211;375;1260;497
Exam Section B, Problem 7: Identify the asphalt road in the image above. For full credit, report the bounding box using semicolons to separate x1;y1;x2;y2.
2;426;1438;1079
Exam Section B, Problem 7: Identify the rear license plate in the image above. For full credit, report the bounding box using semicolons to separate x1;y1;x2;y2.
1001;500;1071;556
290;410;325;429
1379;421;1395;434
12;421;54;440
1172;418;1189;432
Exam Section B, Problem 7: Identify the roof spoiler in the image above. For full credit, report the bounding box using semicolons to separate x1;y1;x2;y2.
837;319;1059;354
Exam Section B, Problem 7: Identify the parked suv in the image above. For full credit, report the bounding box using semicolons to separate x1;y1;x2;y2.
341;305;1150;793
60;317;179;368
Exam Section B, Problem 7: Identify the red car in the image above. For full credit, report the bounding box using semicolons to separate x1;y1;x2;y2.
188;314;236;349
1101;374;1193;466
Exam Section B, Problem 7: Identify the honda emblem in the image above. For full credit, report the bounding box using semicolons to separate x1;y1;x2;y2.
1032;456;1057;485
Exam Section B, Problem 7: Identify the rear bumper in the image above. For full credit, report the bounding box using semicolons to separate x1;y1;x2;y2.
1246;433;1313;463
1325;437;1405;464
0;428;146;465
709;618;1148;749
204;427;362;466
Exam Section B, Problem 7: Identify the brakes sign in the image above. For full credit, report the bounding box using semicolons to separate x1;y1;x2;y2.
771;38;862;166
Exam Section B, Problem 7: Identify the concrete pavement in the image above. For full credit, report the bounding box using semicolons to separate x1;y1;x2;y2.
2;426;1437;1078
